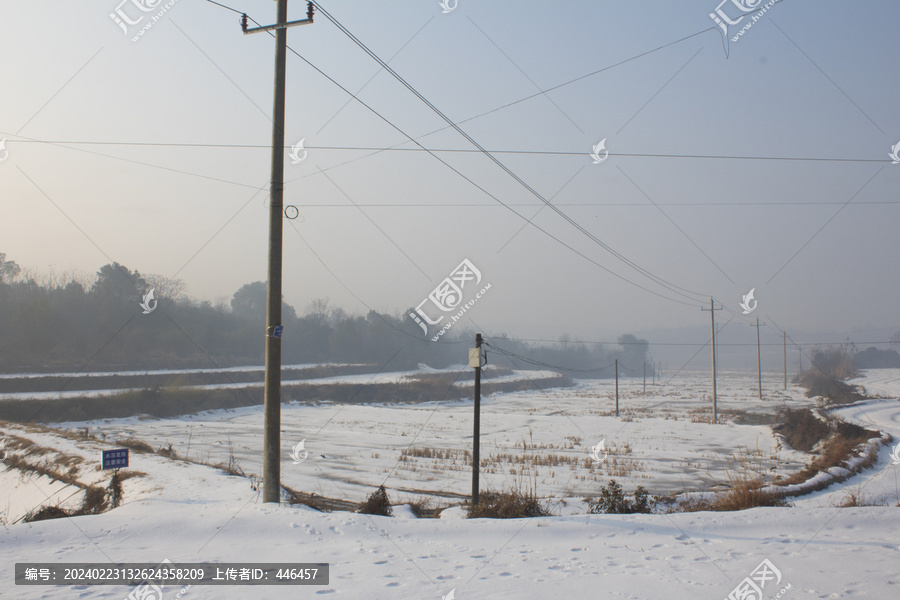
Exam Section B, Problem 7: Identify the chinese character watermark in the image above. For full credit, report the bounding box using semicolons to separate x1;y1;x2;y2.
409;259;491;342
709;0;783;57
725;558;791;600
110;0;180;43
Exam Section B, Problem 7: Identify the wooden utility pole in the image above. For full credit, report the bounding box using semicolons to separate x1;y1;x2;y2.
783;330;787;390
615;359;619;417
471;333;483;506
702;298;722;423
243;1;315;504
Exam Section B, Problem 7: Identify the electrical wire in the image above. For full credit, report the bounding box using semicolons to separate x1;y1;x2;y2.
312;1;710;306
271;21;700;307
4;137;887;164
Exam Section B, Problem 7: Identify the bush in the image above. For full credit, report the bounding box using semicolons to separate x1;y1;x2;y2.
107;471;123;509
358;485;392;516
809;347;857;379
467;491;549;519
589;480;652;514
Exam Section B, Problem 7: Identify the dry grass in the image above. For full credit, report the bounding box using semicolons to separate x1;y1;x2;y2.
836;489;890;507
215;444;246;478
779;416;880;488
467;490;550;519
116;437;154;454
156;443;180;459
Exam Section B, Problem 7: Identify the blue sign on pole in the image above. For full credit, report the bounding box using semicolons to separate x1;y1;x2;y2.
102;448;129;470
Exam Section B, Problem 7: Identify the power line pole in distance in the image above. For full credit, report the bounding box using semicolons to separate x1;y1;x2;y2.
753;317;766;400
470;334;483;506
702;298;722;423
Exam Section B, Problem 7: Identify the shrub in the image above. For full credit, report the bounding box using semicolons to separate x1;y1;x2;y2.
107;471;123;509
589;480;652;514
359;485;392;516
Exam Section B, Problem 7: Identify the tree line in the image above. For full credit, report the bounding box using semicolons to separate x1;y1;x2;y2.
0;254;649;374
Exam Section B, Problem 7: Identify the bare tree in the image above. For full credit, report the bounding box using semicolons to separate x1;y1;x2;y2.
145;274;186;304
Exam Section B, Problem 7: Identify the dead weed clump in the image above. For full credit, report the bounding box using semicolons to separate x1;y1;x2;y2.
467;490;550;519
358;485;393;516
115;437;154;454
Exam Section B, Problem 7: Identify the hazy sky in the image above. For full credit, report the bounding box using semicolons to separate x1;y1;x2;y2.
2;0;898;358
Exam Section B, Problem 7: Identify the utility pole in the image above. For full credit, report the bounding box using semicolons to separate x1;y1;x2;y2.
243;1;315;504
471;333;483;506
643;362;646;395
783;330;787;390
702;298;722;423
615;358;619;417
753;317;766;400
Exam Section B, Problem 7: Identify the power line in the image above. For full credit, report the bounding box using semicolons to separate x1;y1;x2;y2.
484;338;897;347
5;136;888;164
262;200;900;207
312;1;709;306
198;3;703;309
271;21;699;307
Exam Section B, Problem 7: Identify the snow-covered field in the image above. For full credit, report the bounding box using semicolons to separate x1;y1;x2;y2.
1;369;898;599
46;370;812;503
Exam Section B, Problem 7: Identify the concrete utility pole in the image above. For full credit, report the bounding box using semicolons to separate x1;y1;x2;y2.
615;359;619;417
753;317;766;400
243;1;315;504
783;330;787;390
702;298;722;423
471;333;483;506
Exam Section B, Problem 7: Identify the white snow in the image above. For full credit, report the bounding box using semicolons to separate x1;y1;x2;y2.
1;369;898;598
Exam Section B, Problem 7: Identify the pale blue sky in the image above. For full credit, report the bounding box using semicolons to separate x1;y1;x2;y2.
1;0;898;357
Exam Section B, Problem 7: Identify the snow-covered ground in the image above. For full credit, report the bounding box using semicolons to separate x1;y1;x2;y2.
1;369;898;599
43;371;812;503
